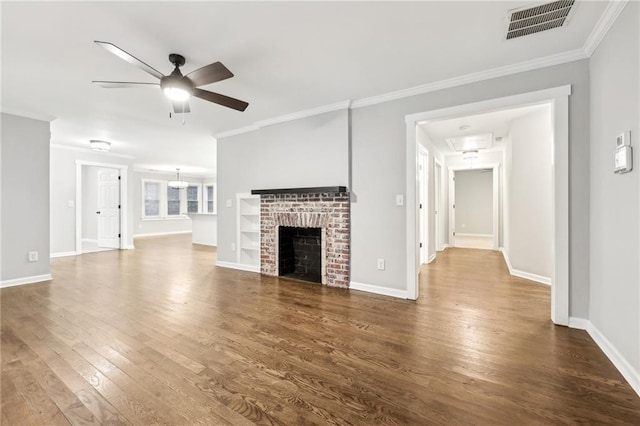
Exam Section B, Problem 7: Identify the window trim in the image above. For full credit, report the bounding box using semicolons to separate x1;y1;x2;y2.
141;178;198;220
203;182;217;215
186;183;203;214
142;179;164;219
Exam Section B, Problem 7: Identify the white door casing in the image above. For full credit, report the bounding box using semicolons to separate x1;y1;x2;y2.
434;158;443;251
418;147;428;264
405;85;570;327
98;169;121;249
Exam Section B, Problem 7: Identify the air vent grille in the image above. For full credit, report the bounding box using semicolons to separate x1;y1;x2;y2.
506;0;575;40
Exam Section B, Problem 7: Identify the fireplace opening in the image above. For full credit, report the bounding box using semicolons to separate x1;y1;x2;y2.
278;226;322;284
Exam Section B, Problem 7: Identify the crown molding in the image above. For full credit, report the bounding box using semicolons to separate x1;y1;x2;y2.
1;107;55;122
583;0;629;56
132;167;215;179
351;48;587;109
51;143;136;159
214;101;351;140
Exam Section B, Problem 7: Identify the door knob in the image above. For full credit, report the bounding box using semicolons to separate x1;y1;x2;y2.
96;211;101;214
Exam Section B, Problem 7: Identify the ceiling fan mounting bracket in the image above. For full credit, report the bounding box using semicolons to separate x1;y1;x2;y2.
168;53;186;67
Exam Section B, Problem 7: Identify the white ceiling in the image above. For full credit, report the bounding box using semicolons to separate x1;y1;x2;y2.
421;103;550;153
1;1;608;175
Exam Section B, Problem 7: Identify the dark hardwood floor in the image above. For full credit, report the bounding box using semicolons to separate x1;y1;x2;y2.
2;235;639;425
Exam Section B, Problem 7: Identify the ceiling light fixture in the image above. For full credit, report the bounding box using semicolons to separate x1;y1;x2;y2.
89;140;111;152
462;150;478;160
458;125;471;131
168;168;189;189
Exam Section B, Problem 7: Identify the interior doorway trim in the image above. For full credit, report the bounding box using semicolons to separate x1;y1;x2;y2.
405;85;570;326
75;160;129;254
448;163;500;251
433;157;444;252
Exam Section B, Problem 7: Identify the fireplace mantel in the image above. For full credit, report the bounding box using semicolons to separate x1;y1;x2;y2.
251;186;347;195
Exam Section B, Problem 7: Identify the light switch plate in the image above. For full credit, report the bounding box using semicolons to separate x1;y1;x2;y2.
226;199;232;208
396;194;404;206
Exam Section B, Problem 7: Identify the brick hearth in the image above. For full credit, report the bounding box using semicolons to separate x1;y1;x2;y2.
259;192;350;287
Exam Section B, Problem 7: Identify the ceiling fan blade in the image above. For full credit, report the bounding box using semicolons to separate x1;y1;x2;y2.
93;81;159;88
172;101;191;114
193;88;249;112
95;41;164;80
184;62;233;87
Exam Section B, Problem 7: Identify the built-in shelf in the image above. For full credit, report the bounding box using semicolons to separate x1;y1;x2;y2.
237;194;260;268
251;186;347;195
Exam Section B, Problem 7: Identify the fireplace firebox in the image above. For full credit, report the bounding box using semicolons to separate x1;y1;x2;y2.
278;226;322;283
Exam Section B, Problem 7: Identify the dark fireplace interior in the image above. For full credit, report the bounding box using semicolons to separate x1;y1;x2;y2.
278;226;322;284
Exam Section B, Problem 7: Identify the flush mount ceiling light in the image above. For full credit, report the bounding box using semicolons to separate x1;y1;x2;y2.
89;140;111;152
458;125;471;131
446;132;494;152
168;168;189;189
462;150;479;160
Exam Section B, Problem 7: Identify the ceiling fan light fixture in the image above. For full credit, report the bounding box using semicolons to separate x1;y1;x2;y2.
163;86;191;102
90;140;111;152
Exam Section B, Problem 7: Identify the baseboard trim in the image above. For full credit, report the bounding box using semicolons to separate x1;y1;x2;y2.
133;231;192;238
428;253;436;263
586;321;640;397
215;261;260;273
500;249;551;285
51;251;77;258
568;317;589;330
124;244;135;250
1;274;53;289
349;281;409;299
81;238;98;243
454;233;493;238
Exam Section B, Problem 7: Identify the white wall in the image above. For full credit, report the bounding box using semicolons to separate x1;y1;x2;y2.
217;109;349;264
589;1;639;381
505;108;553;280
50;146;135;254
1;113;51;284
454;169;493;235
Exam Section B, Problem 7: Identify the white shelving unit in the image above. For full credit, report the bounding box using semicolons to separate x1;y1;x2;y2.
236;193;260;271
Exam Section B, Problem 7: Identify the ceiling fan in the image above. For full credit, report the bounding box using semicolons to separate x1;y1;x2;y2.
92;41;249;113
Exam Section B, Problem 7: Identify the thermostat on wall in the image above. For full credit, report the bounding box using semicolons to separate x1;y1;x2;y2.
614;131;632;174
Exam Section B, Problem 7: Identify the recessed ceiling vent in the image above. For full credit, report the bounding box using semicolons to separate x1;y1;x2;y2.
506;0;575;40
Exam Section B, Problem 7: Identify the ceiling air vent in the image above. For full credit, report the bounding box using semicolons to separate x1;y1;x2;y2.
506;0;575;40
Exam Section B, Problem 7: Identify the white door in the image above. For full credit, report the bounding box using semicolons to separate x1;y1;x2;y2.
449;169;456;248
418;148;428;264
97;169;120;249
434;160;442;251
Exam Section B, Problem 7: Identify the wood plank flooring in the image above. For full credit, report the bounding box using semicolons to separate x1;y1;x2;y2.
2;235;639;425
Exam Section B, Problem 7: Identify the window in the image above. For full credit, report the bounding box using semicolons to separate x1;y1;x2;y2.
143;181;161;217
203;183;216;214
167;186;181;216
186;185;201;213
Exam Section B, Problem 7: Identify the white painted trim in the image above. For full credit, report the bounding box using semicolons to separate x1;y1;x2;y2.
82;238;98;243
124;244;135;250
255;101;351;128
583;0;629;56
1;274;53;288
349;281;409;299
216;261;260;273
407;86;570;325
428;253;436;264
454;233;493;238
214;101;351;139
75;161;129;254
52;143;136;159
356;50;583;109
133;231;192;238
133;167;214;179
586;321;640;397
50;251;77;258
568;317;589;330
501;249;551;286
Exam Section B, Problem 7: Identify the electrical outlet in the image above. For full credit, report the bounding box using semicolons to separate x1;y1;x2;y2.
67;200;74;208
28;251;39;262
226;199;232;208
377;258;385;270
231;243;236;251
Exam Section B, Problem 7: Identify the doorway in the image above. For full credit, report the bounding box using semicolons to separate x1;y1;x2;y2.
405;86;570;326
75;160;129;254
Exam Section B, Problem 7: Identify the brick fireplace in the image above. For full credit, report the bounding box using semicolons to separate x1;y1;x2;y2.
253;187;350;287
